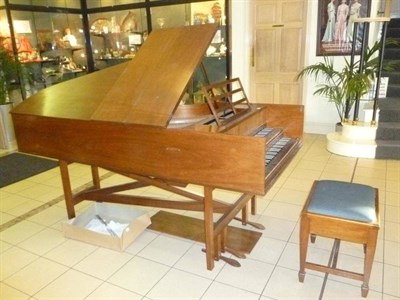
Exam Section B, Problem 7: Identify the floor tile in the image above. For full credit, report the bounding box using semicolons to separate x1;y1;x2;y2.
0;282;30;300
0;220;45;245
15;184;61;202
352;176;386;191
385;205;400;223
147;268;212;299
272;187;308;206
319;172;353;182
247;236;287;265
384;240;400;267
355;166;387;180
295;160;327;172
215;258;274;294
383;264;400;297
386;192;400;207
385;222;400;243
107;256;170;295
323;278;383;299
174;243;225;280
3;257;68;295
288;168;322;181
386;169;400;182
0;193;32;212
124;230;159;256
6;199;44;217
43;239;98;267
357;158;387;170
338;240;379;261
277;241;338;279
255;215;297;242
27;169;61;184
331;257;383;292
137;234;193;266
0;246;38;281
261;201;302;222
202;281;260;299
302;152;331;163
382;293;400;299
0;240;12;253
18;227;65;255
26;204;68;226
33;268;102;299
86;282;143;300
1;180;37;194
323;162;355;174
281;177;315;193
0;212;14;225
73;247;133;280
387;180;400;194
262;266;323;299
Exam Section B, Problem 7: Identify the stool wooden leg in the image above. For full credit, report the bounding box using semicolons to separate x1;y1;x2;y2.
299;215;309;282
332;239;341;268
310;234;316;243
361;230;378;297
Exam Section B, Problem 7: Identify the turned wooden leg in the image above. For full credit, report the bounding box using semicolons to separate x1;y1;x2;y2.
299;215;310;282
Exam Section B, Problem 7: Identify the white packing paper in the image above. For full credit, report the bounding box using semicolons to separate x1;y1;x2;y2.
85;218;129;237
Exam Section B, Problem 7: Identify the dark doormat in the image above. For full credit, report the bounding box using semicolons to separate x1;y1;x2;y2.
0;152;59;188
149;210;262;254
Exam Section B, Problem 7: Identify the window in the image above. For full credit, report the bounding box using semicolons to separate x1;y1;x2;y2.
2;0;229;97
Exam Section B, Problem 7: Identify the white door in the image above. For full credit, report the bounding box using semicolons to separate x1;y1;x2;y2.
251;0;307;104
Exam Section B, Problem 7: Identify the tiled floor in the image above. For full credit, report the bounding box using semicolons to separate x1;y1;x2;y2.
0;133;399;300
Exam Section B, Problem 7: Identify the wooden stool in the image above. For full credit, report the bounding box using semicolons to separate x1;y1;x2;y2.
299;180;380;297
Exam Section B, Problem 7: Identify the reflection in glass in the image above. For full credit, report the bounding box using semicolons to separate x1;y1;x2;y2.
156;17;165;29
121;11;139;32
9;0;81;9
89;9;147;69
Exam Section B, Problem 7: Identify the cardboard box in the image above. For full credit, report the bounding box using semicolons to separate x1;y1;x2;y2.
63;203;151;251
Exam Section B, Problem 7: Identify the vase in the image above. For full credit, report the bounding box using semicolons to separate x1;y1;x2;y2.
0;102;16;149
335;122;343;133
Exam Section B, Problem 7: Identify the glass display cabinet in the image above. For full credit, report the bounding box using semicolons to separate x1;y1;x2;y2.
0;0;229;101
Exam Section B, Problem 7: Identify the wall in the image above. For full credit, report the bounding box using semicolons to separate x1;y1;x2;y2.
230;0;251;93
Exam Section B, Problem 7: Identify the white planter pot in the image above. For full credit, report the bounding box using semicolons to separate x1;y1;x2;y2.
0;102;16;149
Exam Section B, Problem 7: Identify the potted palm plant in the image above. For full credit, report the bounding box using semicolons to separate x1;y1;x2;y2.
0;48;20;104
297;40;397;127
0;44;23;148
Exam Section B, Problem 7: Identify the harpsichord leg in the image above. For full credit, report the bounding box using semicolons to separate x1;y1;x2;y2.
251;195;256;215
59;160;76;219
91;166;100;188
204;186;215;270
233;199;265;230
